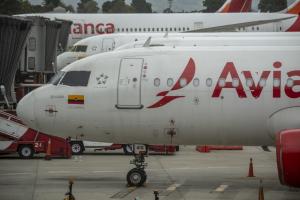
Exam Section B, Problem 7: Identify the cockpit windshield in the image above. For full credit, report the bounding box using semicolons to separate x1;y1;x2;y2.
59;71;91;87
70;45;88;52
49;71;65;85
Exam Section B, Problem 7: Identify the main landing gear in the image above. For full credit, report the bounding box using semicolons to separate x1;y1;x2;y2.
126;144;148;187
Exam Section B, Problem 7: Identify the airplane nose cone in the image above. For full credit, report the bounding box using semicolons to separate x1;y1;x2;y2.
16;92;37;129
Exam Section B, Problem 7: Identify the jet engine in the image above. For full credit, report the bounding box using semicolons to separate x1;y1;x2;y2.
276;129;300;187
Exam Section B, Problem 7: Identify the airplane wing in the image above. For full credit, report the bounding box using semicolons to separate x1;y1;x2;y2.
186;16;295;32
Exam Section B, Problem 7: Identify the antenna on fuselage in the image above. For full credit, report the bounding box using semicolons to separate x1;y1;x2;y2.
143;37;152;47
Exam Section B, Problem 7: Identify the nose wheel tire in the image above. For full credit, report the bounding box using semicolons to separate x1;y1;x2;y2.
127;168;147;187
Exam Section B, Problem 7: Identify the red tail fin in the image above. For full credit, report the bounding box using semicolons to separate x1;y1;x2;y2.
217;0;252;13
287;0;300;14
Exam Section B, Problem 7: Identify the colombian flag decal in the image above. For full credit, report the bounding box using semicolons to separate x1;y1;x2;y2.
68;95;84;105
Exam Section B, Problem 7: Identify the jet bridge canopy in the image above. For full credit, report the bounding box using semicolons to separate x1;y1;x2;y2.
0;15;32;104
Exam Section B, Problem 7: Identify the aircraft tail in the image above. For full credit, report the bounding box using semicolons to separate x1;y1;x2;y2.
278;0;300;14
217;0;252;13
286;0;300;14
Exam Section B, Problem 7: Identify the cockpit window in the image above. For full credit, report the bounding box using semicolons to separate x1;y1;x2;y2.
49;71;65;85
70;45;88;52
59;71;91;86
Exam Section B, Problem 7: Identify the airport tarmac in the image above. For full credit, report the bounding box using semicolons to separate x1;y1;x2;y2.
0;146;299;200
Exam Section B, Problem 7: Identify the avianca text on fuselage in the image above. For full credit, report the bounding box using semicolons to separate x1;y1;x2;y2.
148;59;300;109
212;61;300;99
71;23;115;35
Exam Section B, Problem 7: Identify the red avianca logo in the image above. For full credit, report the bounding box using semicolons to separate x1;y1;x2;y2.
147;58;196;108
148;58;300;109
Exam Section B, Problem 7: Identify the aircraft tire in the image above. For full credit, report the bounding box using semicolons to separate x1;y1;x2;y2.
18;145;34;159
70;141;84;155
127;168;147;187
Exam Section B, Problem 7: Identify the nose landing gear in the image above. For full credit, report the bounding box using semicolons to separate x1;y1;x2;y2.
126;144;148;187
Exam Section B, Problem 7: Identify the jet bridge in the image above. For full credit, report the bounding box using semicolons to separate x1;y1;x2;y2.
0;15;32;107
0;16;72;107
20;16;62;73
16;17;72;102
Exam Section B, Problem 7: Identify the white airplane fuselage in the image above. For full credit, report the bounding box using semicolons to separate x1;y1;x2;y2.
58;32;300;69
17;46;300;146
20;13;300;46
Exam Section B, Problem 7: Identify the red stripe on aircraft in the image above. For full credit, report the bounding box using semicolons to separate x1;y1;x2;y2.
147;58;196;109
286;15;300;32
147;96;184;109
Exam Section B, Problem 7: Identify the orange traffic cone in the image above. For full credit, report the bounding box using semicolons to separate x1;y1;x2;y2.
258;179;264;200
248;158;255;177
45;139;52;160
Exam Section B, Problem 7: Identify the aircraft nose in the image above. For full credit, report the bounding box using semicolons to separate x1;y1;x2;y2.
57;52;77;70
16;92;37;129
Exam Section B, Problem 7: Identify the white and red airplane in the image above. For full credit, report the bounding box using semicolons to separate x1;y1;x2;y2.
17;40;300;187
57;32;300;69
19;12;300;47
217;0;252;13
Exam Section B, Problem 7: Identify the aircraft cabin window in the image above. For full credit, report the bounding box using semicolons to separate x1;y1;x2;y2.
170;28;173;31
174;28;177;31
161;28;164;31
59;71;91;87
167;78;174;87
178;28;181;31
232;78;239;87
286;78;294;87
256;27;259;31
246;78;253;87
130;28;133;32
259;79;266;87
193;78;200;87
143;28;146;32
165;28;168;31
206;78;212;87
152;28;155;32
117;28;120;32
134;28;137;32
139;28;141;32
126;28;128;32
187;27;190;31
183;27;186;31
157;28;159;31
154;78;160;87
49;71;65;85
179;78;187;87
218;78;226;87
273;78;281;87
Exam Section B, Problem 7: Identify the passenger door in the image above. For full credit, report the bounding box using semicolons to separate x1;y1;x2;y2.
116;58;143;109
102;38;115;52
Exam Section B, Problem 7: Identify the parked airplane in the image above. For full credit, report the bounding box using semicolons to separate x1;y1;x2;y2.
19;12;300;46
17;42;300;187
57;32;300;69
217;0;252;13
115;36;300;51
